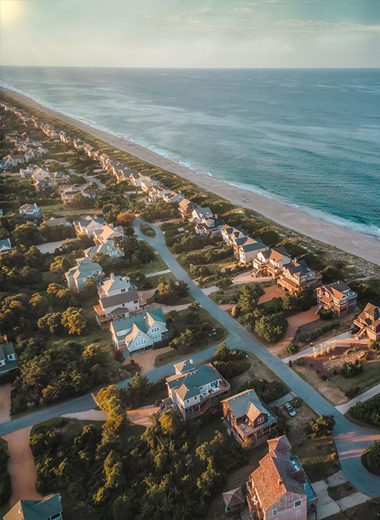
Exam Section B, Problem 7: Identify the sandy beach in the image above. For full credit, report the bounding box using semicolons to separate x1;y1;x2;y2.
2;86;380;266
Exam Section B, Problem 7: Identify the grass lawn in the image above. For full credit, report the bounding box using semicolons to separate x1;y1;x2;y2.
39;203;99;218
328;482;356;500
293;436;340;482
154;308;226;367
232;352;289;390
327;499;380;520
128;254;168;276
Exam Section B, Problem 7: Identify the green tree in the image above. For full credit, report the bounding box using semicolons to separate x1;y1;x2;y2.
61;307;87;335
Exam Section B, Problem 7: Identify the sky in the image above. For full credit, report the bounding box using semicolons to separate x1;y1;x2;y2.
1;0;380;68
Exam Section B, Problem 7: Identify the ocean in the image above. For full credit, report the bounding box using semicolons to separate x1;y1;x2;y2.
1;67;379;238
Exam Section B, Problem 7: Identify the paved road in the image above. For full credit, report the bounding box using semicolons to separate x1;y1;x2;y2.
1;219;379;496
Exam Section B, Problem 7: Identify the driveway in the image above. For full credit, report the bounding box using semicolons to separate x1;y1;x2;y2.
1;219;379;496
127;404;159;427
0;384;11;424
271;306;320;356
3;427;42;507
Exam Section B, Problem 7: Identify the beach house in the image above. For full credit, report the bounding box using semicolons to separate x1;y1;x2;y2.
252;247;292;279
0;341;18;378
93;223;125;245
277;260;322;294
220;224;247;248
94;273;144;327
84;240;123;260
222;389;278;448
73;215;106;236
237;238;266;265
43;217;72;228
129;172;143;187
65;257;104;292
353;303;380;341
4;494;63;520
0;238;12;254
165;361;231;421
110;309;169;354
316;281;357;317
190;206;213;223
18;202;41;219
246;436;318;520
140;176;160;193
178;198;198;220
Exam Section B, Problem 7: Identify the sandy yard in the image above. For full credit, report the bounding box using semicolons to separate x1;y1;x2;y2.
271;306;320;356
62;409;106;421
127;404;159;427
258;284;284;303
0;384;11;424
3;427;42;507
123;346;172;372
232;271;271;286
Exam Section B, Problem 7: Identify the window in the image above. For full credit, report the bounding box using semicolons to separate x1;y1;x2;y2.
257;416;265;425
272;508;278;516
294;500;302;507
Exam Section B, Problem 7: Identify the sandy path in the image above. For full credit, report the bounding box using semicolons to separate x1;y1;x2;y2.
271;306;320;355
2;86;380;267
3;427;42;507
127;404;159;427
61;409;106;421
0;384;11;424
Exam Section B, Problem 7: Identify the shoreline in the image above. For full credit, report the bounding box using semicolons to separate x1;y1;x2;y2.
1;85;380;267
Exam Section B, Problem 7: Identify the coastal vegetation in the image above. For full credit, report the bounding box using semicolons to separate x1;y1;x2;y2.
348;394;380;427
30;387;247;519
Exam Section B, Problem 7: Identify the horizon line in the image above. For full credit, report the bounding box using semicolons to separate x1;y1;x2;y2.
1;65;380;70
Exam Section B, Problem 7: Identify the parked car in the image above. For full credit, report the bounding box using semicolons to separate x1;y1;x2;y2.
284;402;296;417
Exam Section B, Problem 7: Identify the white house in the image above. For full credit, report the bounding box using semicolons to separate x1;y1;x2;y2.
165;362;231;421
94;273;144;327
19;202;41;219
110;309;168;354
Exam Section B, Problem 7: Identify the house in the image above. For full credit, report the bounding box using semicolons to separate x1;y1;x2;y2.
19;165;35;178
277;260;322;294
65;257;104;292
194;215;224;236
93;223;124;245
191;206;213;223
129;172;143;187
223;488;246;516
162;191;184;205
237;238;266;265
147;185;172;204
115;166;131;183
246;436;318;520
110;309;169;354
31;167;53;191
252;247;291;279
4;494;63;520
80;186;97;199
353;303;380;341
0;341;18;377
222;389;277;448
166;362;231;421
84;240;123;261
43;217;72;228
140;176;160;193
316;281;357;317
19;203;41;219
221;224;246;247
73;215;106;236
0;238;12;254
94;273;144;327
178;198;198;220
60;185;83;203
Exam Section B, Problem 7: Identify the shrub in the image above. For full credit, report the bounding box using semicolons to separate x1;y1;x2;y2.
341;359;362;378
349;394;380;427
286;343;299;354
306;415;335;438
319;308;334;320
254;313;288;343
364;442;380;475
345;386;361;399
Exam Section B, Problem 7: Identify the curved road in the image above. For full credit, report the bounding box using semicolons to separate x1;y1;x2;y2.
1;219;380;496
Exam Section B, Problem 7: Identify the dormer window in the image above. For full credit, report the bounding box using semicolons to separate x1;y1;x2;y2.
294;499;302;507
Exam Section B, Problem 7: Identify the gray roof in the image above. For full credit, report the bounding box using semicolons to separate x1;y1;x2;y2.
0;238;12;252
241;239;266;252
100;289;139;309
222;389;271;421
167;364;222;401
